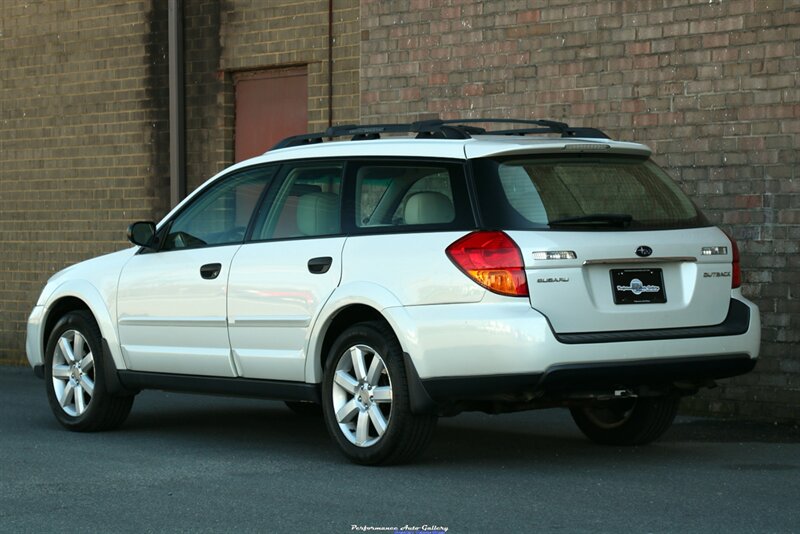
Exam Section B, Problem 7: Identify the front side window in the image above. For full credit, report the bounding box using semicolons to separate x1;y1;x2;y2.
160;166;276;251
473;155;708;230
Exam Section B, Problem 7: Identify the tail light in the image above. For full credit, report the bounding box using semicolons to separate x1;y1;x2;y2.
446;231;528;297
729;234;742;289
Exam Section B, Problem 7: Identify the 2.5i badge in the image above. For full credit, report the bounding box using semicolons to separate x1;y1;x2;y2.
610;268;667;304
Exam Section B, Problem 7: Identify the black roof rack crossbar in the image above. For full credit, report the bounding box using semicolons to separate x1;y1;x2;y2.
488;127;610;139
270;122;472;150
412;118;568;131
270;118;609;150
416;119;610;139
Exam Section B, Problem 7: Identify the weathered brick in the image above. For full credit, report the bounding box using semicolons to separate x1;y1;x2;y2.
2;0;362;364
2;0;799;422
359;0;800;422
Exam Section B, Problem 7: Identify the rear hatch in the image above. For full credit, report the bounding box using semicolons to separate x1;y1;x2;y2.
470;151;735;333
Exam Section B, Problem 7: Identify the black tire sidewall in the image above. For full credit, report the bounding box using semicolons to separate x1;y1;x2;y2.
321;322;415;465
571;396;680;446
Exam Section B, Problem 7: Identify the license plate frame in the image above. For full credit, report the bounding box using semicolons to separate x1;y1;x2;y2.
610;268;667;305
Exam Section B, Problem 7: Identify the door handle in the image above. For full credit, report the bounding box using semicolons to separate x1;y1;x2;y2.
200;263;222;280
307;256;333;274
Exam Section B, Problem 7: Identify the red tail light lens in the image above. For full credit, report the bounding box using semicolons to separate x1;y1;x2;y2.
446;231;528;297
729;234;742;289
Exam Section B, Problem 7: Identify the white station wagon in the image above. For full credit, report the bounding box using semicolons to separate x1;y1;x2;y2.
26;119;760;464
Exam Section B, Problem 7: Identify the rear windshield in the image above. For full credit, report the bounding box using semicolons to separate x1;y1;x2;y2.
472;155;709;230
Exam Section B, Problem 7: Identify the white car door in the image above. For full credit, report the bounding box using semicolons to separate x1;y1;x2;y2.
227;162;345;381
118;246;241;376
117;165;277;377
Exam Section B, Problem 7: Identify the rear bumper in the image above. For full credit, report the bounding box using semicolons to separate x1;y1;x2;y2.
386;297;760;381
385;296;759;411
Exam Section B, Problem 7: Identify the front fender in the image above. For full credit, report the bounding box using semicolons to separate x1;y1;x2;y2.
40;280;126;372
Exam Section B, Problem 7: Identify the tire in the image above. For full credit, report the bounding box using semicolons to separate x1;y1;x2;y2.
570;395;680;446
322;321;437;465
44;310;134;432
285;400;323;416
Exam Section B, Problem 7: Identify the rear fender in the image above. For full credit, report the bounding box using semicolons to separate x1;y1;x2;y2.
304;282;409;383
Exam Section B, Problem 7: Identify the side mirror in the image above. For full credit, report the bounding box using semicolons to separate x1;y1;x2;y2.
127;221;157;249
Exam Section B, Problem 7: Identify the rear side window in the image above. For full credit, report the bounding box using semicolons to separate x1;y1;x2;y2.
347;160;471;232
250;163;343;240
473;156;708;230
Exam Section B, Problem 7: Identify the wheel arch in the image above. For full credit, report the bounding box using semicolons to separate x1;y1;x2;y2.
43;296;91;350
307;304;391;384
41;281;126;372
305;283;409;384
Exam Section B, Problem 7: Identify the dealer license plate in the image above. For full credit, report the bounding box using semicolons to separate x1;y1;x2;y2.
611;268;666;305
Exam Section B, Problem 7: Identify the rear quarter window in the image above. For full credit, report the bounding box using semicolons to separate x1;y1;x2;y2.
345;160;473;233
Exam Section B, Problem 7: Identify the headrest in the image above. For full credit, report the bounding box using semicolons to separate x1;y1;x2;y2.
404;192;454;225
297;192;340;236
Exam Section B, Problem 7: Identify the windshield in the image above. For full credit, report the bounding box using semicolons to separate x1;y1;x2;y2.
472;155;709;230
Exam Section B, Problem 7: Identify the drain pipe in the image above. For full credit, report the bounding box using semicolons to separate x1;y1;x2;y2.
328;0;333;128
168;0;186;207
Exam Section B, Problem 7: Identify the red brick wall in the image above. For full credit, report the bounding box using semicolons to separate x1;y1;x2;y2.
361;0;800;421
1;0;797;421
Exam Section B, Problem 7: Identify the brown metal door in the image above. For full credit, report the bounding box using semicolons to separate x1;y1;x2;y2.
234;67;308;162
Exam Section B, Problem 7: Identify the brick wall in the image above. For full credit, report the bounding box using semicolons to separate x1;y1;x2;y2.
0;0;170;364
2;0;796;421
184;2;233;192
220;0;360;133
179;0;361;188
0;0;361;364
361;0;800;421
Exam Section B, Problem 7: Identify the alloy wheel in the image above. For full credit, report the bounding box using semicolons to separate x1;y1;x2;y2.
51;329;95;417
330;344;393;447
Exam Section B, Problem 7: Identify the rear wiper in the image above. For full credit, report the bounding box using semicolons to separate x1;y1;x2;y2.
549;213;633;227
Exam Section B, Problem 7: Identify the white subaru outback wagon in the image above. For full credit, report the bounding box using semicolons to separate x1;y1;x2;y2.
26;119;760;465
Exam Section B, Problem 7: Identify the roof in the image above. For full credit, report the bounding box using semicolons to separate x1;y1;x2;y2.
223;119;653;172
171;121;653;226
233;135;650;168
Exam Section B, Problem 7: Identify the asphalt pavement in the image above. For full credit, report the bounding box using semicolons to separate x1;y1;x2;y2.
1;364;799;534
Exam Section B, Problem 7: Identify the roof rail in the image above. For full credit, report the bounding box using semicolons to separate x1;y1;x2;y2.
270;118;609;150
